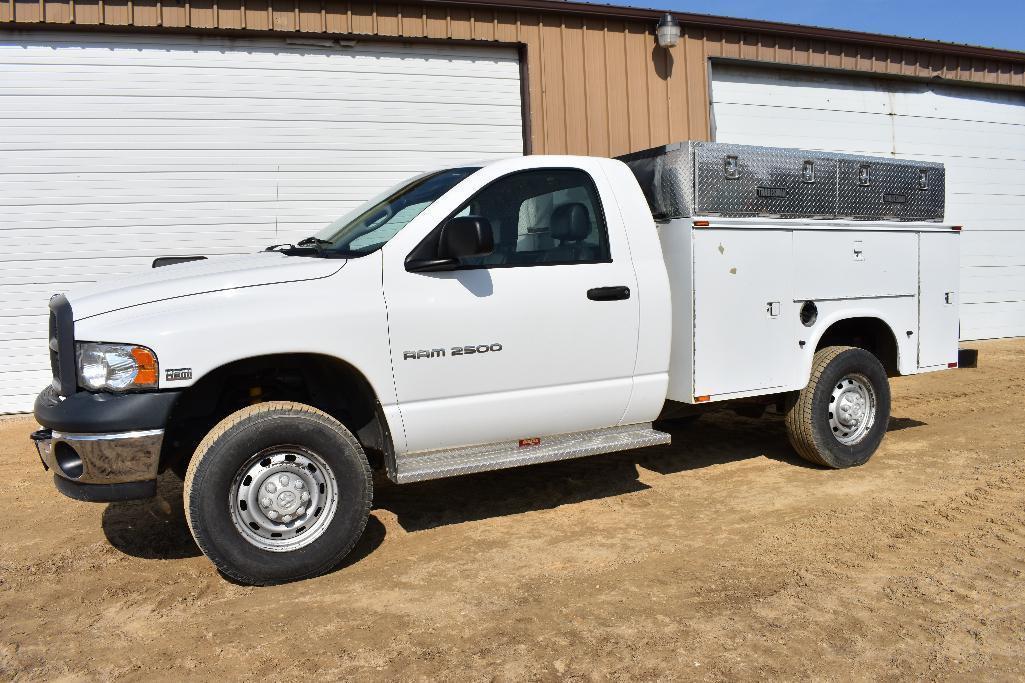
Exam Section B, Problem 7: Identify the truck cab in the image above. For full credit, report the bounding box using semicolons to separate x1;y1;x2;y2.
30;145;960;584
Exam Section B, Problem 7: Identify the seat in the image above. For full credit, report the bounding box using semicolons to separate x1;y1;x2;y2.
544;202;598;262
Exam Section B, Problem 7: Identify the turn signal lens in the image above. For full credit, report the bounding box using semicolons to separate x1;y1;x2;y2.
695;395;711;403
131;347;159;385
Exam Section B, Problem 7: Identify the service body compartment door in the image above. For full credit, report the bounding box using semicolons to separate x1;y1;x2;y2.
692;228;793;397
792;230;918;300
918;232;960;368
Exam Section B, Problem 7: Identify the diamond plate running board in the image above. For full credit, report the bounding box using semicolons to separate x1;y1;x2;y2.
392;424;671;484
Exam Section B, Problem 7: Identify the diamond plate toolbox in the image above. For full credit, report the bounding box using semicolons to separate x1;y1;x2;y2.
836;155;945;221
694;143;837;218
617;141;945;221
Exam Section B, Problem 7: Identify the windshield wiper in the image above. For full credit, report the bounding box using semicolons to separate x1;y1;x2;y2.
297;236;333;248
265;237;348;258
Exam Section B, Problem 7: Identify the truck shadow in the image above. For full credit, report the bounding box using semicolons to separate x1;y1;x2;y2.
100;411;926;560
375;411;814;533
100;473;386;570
101;473;201;559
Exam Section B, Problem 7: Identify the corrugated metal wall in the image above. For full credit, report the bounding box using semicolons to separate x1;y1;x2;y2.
3;1;1024;156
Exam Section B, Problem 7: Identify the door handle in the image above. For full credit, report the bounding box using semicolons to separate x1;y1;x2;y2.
587;286;631;301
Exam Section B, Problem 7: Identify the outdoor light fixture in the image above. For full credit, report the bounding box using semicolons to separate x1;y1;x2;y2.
655;12;681;48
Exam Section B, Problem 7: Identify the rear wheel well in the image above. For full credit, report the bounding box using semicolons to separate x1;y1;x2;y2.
160;354;390;476
815;317;900;377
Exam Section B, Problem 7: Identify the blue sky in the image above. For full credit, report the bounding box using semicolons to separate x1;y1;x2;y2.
611;0;1025;52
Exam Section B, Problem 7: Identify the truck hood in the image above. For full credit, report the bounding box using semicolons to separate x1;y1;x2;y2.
67;252;346;320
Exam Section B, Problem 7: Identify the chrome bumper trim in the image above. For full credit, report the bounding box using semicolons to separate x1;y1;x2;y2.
34;428;164;484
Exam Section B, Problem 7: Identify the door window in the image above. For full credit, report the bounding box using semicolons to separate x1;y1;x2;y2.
450;169;611;267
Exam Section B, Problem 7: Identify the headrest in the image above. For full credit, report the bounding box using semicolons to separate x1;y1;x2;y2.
551;203;591;242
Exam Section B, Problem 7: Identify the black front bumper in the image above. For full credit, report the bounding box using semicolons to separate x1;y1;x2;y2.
34;385;180;433
33;387;181;502
52;472;158;502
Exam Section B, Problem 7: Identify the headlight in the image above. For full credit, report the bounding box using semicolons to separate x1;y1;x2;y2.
75;342;159;392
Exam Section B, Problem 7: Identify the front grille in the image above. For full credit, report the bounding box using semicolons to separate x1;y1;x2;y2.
49;310;58;387
48;295;76;396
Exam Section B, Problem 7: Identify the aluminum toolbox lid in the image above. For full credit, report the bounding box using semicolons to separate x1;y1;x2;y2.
693;143;838;219
616;141;946;222
836;154;945;221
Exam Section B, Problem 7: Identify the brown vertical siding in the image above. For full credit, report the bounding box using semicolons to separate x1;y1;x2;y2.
3;0;1024;155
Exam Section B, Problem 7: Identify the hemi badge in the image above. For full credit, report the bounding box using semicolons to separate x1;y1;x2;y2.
165;367;192;381
519;438;541;448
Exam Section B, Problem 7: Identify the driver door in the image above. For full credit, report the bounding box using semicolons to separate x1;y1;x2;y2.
382;163;640;454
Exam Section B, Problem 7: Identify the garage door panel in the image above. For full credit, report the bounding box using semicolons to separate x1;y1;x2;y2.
3;53;522;81
1;38;522;70
2;137;523;154
893;119;1025;160
713;105;894;154
962;265;1025;293
713;64;1025;340
961;230;1025;262
943;162;1025;192
711;69;893;114
0;32;523;413
2;81;523;105
946;194;1025;222
960;301;1025;339
2;118;525;138
1;99;525;126
3;149;499;172
3;36;520;76
962;287;1025;306
0;392;44;415
890;87;1025;125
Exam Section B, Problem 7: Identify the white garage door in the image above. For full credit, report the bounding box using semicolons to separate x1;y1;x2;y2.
0;32;523;413
711;63;1025;341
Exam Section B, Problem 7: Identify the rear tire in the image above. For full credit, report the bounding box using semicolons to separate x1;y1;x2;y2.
184;401;372;585
784;346;891;468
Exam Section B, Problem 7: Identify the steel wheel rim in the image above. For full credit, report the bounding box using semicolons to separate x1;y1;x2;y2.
229;446;339;552
828;373;877;446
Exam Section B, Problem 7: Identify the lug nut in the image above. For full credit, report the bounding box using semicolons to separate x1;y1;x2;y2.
300;492;310;503
265;482;277;494
282;514;293;523
267;510;279;520
261;497;272;508
294;479;304;490
295;506;305;516
278;474;290;486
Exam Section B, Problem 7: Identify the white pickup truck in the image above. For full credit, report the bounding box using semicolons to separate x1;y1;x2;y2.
31;142;960;584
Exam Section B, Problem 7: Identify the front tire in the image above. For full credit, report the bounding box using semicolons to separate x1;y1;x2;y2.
784;346;891;468
184;401;372;585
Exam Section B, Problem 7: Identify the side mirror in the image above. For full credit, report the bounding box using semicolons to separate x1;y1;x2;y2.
439;216;494;259
406;216;494;272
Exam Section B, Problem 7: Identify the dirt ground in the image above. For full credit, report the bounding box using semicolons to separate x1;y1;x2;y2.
1;339;1024;681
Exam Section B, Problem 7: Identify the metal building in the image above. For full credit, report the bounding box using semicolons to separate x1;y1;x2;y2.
1;0;1024;412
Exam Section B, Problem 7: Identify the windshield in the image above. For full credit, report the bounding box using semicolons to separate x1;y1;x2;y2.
312;167;479;256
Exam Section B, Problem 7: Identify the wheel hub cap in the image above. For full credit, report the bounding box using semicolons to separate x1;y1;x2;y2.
229;447;339;552
828;374;877;446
